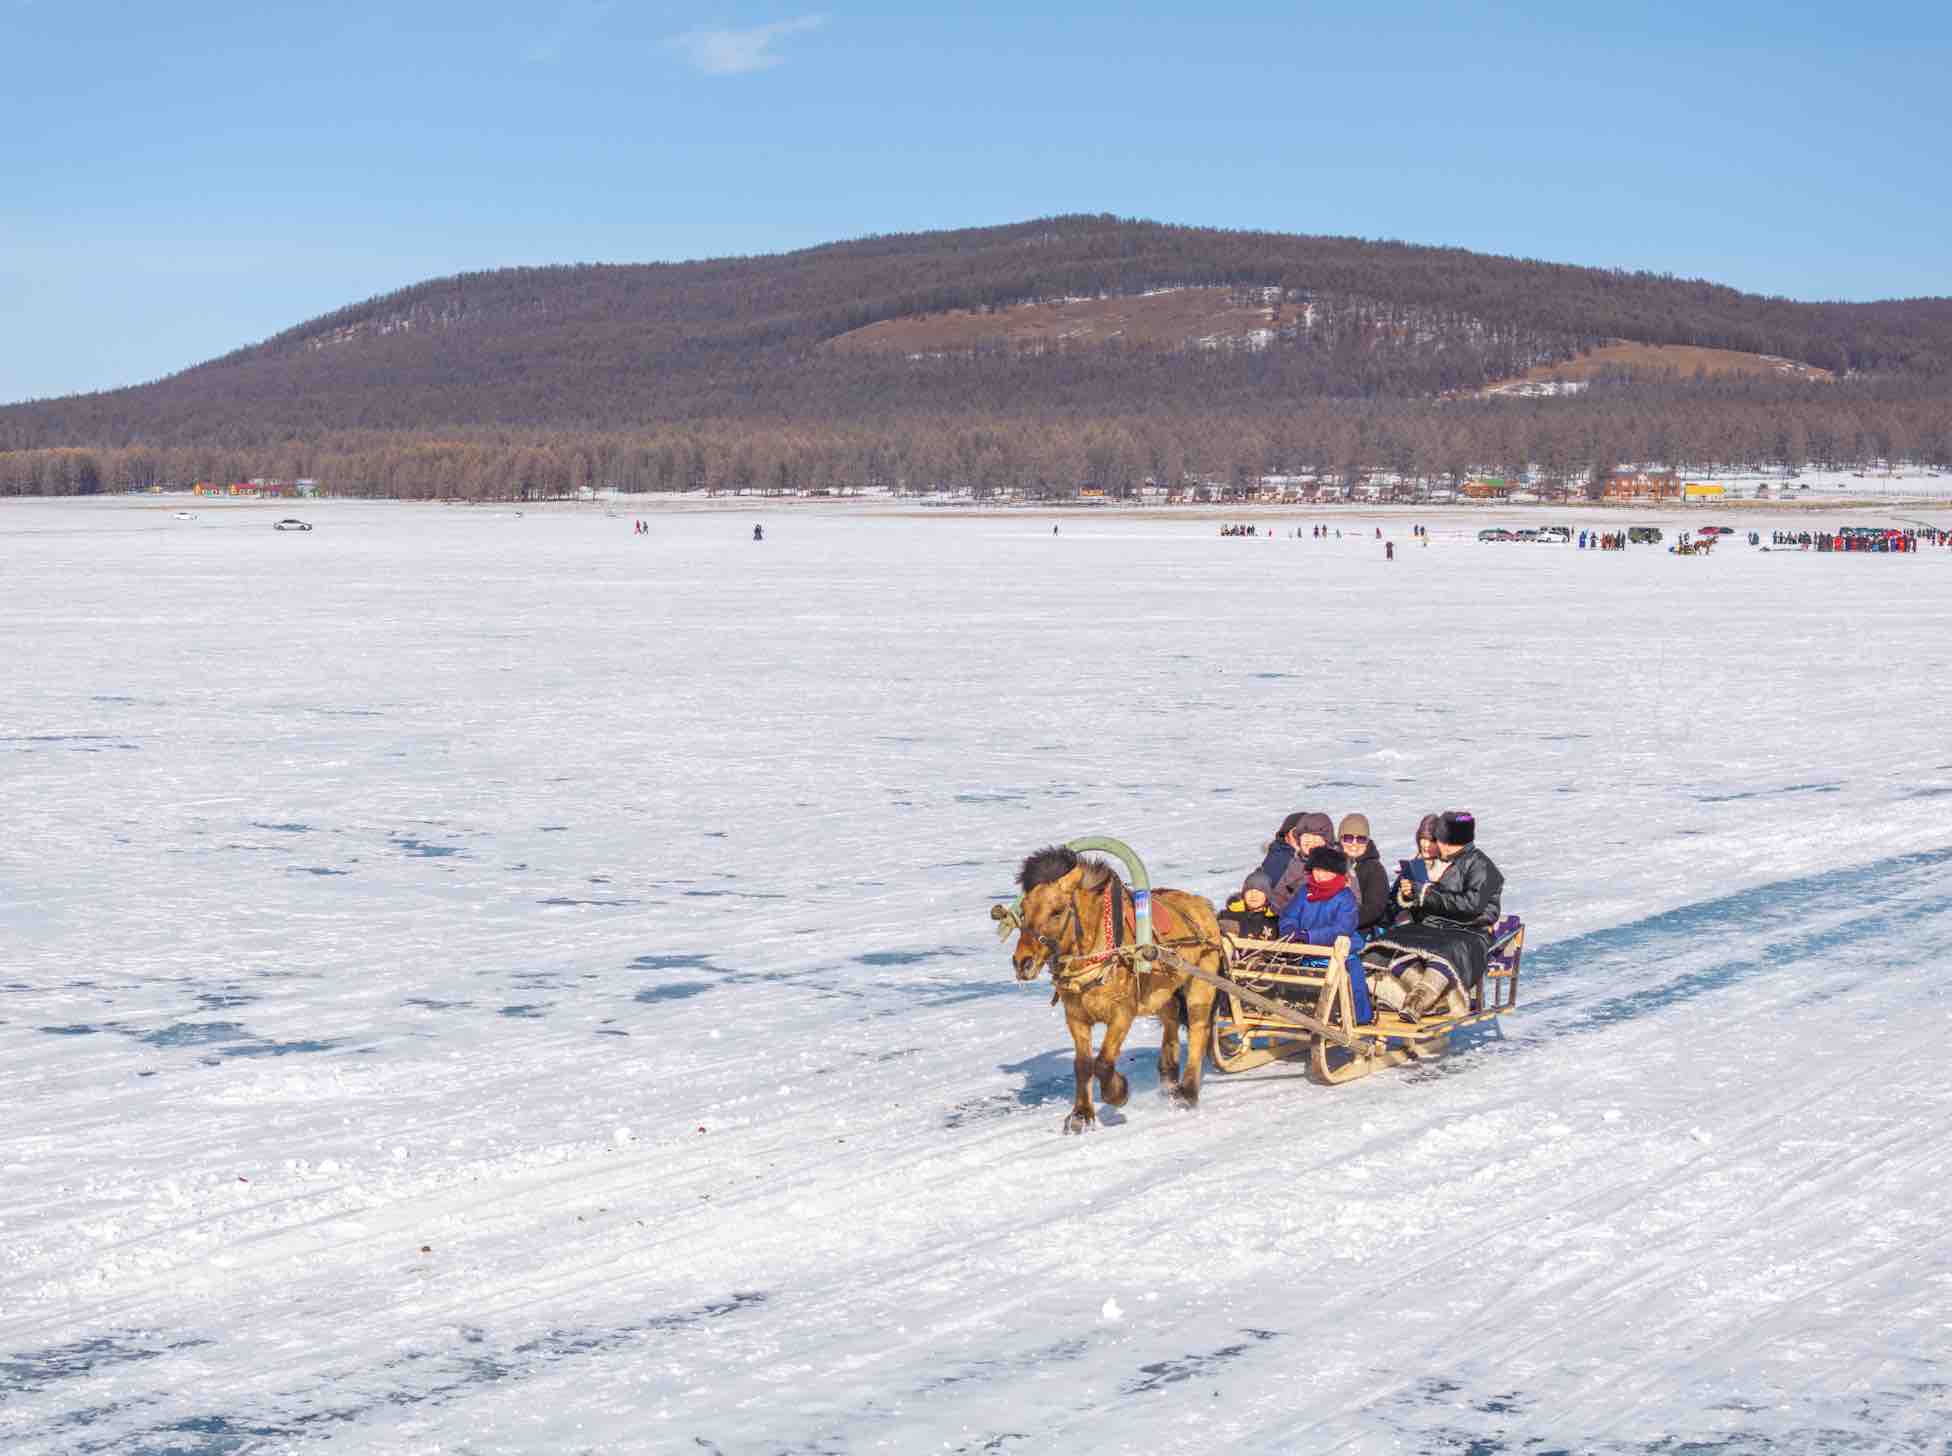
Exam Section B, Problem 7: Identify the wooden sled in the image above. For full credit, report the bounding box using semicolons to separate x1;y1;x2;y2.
1206;920;1524;1085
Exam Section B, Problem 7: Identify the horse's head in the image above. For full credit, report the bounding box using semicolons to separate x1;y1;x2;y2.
1009;845;1092;981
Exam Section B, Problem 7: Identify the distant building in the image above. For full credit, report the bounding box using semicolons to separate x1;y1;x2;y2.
1603;470;1682;502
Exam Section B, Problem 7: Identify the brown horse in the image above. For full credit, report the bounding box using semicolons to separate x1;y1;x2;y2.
1009;846;1223;1133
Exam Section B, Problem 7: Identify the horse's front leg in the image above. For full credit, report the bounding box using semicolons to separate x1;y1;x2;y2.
1063;1004;1098;1134
1094;1001;1135;1109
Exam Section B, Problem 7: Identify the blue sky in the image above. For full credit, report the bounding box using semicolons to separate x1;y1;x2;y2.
4;0;1949;404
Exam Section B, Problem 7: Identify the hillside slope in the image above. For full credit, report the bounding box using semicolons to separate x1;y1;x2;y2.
3;217;1949;496
6;216;1951;447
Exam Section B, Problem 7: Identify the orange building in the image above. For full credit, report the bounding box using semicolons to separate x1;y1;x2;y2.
1602;470;1681;501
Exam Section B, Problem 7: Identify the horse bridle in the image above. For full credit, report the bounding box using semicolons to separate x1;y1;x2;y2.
1026;894;1087;977
1036;878;1130;980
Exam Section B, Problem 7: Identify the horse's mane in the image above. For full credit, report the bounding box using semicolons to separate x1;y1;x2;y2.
1018;845;1077;891
1018;846;1117;893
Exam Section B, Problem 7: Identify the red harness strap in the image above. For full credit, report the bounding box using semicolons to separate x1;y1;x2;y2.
1071;881;1184;973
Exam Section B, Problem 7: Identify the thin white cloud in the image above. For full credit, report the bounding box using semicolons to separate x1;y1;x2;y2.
669;15;825;76
524;0;616;64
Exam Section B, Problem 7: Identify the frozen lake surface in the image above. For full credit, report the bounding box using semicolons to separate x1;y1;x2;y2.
5;496;1952;1454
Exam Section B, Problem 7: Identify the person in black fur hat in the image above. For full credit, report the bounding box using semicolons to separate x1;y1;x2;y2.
1394;809;1503;936
1394;810;1499;929
1375;809;1506;1015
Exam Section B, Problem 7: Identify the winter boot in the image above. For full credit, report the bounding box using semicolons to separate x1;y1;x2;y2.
1367;971;1411;1017
1404;965;1449;1017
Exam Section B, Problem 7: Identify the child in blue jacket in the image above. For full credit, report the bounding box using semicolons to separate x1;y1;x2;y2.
1277;845;1372;1022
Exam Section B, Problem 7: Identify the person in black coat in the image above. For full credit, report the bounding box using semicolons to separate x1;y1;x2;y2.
1256;812;1305;889
1398;810;1504;932
1381;810;1507;1009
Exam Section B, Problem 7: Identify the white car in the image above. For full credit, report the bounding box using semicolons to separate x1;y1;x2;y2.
273;518;313;532
173;510;197;521
1536;527;1572;543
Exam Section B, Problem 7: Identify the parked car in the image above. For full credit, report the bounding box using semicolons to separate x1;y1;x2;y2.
1477;528;1516;542
1698;525;1735;536
1628;526;1664;545
273;518;313;531
1536;527;1572;543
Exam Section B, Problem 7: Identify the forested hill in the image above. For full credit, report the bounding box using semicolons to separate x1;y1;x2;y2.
4;215;1951;496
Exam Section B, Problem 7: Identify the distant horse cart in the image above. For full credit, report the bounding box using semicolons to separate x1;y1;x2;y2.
994;838;1524;1124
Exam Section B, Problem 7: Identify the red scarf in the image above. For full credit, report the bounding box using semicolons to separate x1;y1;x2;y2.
1305;873;1348;903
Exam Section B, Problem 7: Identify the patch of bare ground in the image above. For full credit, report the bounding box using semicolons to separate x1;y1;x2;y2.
823;286;1290;355
1482;340;1833;396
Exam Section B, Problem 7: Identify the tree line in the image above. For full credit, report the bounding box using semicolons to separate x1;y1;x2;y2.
5;373;1945;500
7;214;1952;451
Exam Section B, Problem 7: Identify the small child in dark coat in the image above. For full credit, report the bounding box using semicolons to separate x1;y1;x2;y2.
1221;869;1282;940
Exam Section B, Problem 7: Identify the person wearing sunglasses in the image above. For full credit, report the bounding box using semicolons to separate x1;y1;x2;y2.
1338;813;1390;933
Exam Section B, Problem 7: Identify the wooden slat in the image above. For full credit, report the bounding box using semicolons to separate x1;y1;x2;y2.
1223;935;1340;957
1152;947;1358;1048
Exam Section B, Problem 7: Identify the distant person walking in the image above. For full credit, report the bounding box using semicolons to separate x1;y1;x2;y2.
1386;540;1395;561
753;523;764;542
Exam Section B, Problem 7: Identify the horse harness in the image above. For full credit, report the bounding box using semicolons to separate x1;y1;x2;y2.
1046;874;1210;997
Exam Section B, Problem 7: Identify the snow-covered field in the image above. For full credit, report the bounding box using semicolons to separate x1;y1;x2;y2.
5;496;1952;1455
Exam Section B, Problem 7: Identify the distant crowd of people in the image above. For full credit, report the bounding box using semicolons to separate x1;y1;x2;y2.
1769;528;1940;552
1579;530;1630;550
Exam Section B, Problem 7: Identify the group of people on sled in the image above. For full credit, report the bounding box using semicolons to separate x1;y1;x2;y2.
1219;808;1506;1024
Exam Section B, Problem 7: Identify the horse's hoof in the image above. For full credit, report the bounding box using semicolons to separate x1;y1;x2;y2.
1170;1085;1200;1110
1064;1111;1095;1134
1102;1073;1130;1108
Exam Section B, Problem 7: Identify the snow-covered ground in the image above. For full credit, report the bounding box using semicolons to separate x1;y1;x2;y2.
5;496;1951;1455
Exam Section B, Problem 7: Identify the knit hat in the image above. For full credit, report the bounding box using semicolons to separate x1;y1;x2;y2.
1338;813;1371;841
1437;810;1476;846
1241;869;1273;898
1306;845;1349;875
1295;811;1335;842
